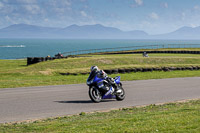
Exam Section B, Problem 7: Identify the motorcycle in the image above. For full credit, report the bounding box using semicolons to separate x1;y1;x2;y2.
86;74;125;103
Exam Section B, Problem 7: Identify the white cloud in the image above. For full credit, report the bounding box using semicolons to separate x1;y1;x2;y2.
160;2;168;8
63;0;71;6
163;2;168;8
80;11;87;17
135;0;143;6
16;0;37;4
5;15;11;21
181;12;185;20
149;12;159;20
131;0;143;8
194;5;200;10
0;2;4;9
2;0;8;2
190;23;198;28
5;15;17;24
54;8;65;13
24;5;40;14
103;20;127;30
44;18;49;22
47;0;72;14
0;1;14;14
48;0;71;7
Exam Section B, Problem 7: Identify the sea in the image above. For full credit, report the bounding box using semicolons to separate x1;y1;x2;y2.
0;39;200;59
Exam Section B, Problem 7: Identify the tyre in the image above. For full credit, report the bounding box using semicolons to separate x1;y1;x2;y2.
118;69;125;73
89;86;102;103
116;83;125;101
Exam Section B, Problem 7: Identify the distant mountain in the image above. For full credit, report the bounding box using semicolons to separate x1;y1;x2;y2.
152;26;200;39
58;24;123;38
1;23;200;39
0;24;61;38
125;30;148;38
0;24;149;39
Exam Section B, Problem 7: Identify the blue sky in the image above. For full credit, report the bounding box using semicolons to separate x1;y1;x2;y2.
0;0;200;34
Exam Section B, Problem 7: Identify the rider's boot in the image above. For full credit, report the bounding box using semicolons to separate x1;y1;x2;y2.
116;89;122;94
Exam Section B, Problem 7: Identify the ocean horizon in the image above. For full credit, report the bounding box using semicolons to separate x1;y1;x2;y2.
0;39;200;59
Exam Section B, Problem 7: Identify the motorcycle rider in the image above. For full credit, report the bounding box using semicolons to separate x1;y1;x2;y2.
87;66;118;93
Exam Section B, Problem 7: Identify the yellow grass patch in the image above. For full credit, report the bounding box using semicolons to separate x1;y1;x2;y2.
97;59;113;64
39;69;53;75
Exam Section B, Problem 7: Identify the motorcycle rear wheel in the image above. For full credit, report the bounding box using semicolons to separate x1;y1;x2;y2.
89;86;102;103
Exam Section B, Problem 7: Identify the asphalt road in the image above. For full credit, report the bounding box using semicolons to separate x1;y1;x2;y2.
0;77;200;123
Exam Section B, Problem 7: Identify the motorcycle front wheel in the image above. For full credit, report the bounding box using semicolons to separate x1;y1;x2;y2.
116;84;125;101
89;86;102;103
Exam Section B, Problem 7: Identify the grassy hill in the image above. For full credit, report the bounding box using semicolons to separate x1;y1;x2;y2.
0;51;200;88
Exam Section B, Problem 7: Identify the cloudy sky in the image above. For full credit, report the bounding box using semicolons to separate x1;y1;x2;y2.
0;0;200;34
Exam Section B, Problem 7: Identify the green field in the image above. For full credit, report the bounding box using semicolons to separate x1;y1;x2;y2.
0;49;200;132
0;51;200;88
0;99;199;132
96;48;200;54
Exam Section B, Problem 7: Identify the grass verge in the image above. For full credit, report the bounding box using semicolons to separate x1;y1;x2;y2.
0;99;199;132
0;70;200;88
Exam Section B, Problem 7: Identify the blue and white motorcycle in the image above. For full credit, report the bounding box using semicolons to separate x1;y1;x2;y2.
86;73;125;103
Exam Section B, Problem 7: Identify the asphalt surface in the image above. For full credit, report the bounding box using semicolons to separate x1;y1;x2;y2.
0;77;200;123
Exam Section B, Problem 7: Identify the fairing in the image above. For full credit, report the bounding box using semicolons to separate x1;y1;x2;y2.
114;76;121;84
